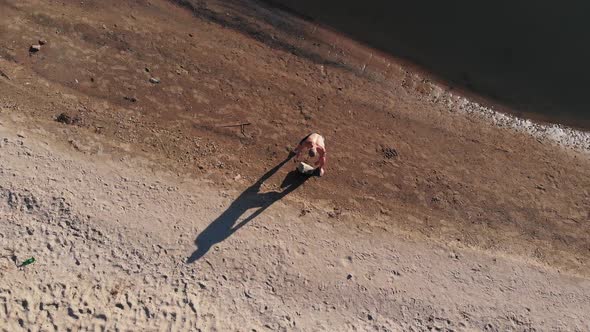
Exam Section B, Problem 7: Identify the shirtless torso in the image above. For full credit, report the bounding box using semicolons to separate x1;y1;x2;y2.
293;133;326;176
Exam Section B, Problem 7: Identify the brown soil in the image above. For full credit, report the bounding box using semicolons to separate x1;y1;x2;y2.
1;0;589;279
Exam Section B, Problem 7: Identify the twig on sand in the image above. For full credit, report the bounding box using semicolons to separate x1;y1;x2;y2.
0;69;11;80
218;122;251;136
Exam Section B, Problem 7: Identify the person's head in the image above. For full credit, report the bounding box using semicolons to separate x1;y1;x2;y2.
308;148;316;158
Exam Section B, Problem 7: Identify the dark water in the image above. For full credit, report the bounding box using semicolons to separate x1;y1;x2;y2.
261;0;590;129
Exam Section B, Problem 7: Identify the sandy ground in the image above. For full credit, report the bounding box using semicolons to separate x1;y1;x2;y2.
1;0;590;330
1;115;590;331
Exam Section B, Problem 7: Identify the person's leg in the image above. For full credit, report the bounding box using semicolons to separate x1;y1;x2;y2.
312;167;322;177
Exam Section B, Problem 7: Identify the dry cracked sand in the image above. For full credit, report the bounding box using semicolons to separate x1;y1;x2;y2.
1;0;590;331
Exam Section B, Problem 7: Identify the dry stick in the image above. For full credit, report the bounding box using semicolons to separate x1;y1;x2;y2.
331;37;339;64
0;69;10;80
362;53;373;74
218;122;251;136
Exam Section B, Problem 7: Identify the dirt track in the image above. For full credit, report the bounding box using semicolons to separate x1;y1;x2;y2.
1;0;590;330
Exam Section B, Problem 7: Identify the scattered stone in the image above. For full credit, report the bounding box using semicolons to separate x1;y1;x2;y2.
68;139;89;152
346;274;353;280
149;77;160;84
56;113;72;124
115;303;124;310
20;299;29;311
16;132;25;138
67;307;80;320
29;45;41;53
234;174;241;181
327;208;341;218
299;207;311;217
123;96;137;103
145;67;150;72
381;146;398;159
367;314;373;321
318;64;327;76
535;184;546;191
55;113;78;125
95;313;107;321
38;39;47;45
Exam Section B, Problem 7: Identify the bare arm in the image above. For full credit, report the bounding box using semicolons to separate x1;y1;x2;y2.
315;148;326;176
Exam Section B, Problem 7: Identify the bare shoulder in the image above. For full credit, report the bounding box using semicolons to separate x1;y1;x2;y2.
304;132;325;148
315;134;325;147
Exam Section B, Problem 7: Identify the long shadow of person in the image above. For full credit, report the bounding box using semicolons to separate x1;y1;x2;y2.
187;154;313;263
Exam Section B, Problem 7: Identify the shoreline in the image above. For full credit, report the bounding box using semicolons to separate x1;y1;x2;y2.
426;78;590;153
256;0;590;148
2;0;590;328
316;21;590;154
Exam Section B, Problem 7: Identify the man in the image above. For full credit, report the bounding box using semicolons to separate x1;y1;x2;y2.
293;132;326;177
